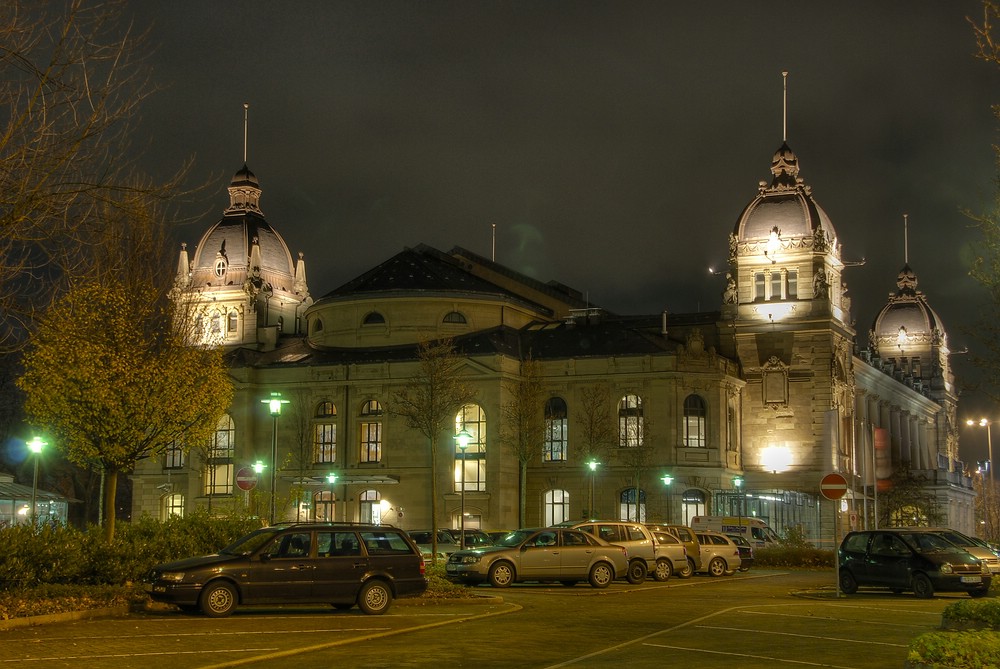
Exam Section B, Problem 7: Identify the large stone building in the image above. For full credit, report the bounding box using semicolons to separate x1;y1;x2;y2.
132;137;976;544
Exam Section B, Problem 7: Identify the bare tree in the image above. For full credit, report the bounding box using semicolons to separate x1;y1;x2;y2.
577;384;617;517
499;357;546;527
389;340;476;561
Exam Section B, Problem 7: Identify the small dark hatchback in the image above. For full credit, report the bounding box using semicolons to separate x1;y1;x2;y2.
838;529;991;598
145;523;427;617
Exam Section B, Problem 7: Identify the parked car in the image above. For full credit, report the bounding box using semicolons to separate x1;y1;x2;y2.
726;534;754;571
839;529;991;598
449;528;495;549
557;520;657;583
145;523;428;617
647;524;701;577
694;530;742;576
407;529;460;558
651;530;688;581
487;530;517;544
445;527;628;588
912;527;1000;574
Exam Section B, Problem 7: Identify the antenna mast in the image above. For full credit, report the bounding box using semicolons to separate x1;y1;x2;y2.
782;71;789;142
243;103;249;163
903;213;909;265
492;223;496;262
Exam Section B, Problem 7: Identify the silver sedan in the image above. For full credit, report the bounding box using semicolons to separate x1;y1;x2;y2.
445;528;628;588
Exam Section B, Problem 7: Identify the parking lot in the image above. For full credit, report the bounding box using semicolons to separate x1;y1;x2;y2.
1;570;960;669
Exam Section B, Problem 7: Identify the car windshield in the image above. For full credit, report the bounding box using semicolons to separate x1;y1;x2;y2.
899;532;956;553
496;530;536;547
220;528;282;555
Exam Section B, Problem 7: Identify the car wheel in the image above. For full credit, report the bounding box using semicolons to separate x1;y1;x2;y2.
589;562;614;588
626;559;647;584
488;561;515;587
911;573;934;599
358;580;393;615
199;581;237;618
969;587;990;598
708;557;727;577
738;564;751;572
653;558;672;582
677;558;695;579
560;581;578;587
839;569;858;594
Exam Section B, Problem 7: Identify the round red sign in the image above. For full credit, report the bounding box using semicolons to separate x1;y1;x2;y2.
236;467;258;492
820;472;849;500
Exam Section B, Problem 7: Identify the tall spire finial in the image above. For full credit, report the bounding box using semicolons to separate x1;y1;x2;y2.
491;223;496;262
903;213;909;265
243;103;249;163
782;71;789;143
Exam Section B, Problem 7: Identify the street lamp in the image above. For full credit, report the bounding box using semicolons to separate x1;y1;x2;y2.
455;428;472;549
968;418;995;540
27;437;46;527
587;459;600;519
326;472;338;522
261;392;289;525
733;475;745;532
661;474;673;523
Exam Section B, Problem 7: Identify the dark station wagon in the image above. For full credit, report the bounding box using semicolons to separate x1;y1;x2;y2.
145;523;428;616
838;529;991;598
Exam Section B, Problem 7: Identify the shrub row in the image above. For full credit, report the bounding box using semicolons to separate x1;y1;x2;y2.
0;512;261;591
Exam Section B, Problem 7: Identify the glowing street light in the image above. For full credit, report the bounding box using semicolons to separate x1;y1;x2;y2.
587;459;600;519
27;437;46;527
455;428;472;549
661;474;673;523
326;472;338;522
260;392;289;525
733;475;745;530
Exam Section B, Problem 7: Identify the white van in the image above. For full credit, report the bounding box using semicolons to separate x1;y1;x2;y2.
690;516;780;549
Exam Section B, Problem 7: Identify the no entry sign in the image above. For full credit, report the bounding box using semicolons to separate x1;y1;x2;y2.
820;472;848;501
236;467;258;492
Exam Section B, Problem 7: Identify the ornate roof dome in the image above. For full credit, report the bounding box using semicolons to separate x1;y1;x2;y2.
188;165;297;293
871;263;945;352
733;143;837;245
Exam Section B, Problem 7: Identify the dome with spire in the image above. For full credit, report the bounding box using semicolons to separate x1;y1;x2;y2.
187;164;298;294
871;263;946;355
733;143;837;247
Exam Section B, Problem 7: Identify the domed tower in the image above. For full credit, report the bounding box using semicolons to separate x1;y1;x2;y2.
173;164;311;348
869;262;958;461
719;141;856;489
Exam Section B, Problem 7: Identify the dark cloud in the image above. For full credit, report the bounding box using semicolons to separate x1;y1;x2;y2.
129;1;999;450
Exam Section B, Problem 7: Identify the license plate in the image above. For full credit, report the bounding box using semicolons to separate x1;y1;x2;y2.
445;565;457;573
960;576;982;583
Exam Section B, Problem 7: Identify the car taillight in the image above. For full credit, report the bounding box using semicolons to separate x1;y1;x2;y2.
419;558;426;575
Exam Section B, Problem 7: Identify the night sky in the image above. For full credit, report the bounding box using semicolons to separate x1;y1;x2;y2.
127;3;998;457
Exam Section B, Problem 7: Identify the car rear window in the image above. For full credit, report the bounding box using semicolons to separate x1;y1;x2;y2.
360;531;415;555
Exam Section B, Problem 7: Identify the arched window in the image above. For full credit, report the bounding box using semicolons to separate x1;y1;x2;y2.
227;311;238;333
362;312;385;325
205;414;234;496
359;400;383;463
544;489;570;526
313;490;336;522
443;311;467;324
314;401;337;464
619;488;645;522
619;394;643;448
683;394;707;448
543;397;568;462
161;493;185;521
360;489;381;524
312;318;324;333
455;404;486;492
682;489;707;524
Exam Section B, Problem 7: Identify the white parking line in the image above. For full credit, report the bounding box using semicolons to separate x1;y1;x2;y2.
694;624;908;647
641;643;861;668
740;608;932;629
7;648;278;663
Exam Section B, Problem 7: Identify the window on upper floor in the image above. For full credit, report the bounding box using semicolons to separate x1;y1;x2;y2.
455;404;486;492
359;400;383;463
543;397;568;462
683;394;707;448
227;311;238;333
619;394;643;448
363;312;385;325
314;401;337;464
443;311;467;324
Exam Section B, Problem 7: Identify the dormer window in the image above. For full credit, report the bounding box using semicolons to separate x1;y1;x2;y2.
443;311;467;324
362;312;385;325
215;258;227;278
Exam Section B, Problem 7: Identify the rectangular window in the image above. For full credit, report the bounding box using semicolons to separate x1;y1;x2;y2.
543;418;567;462
360;422;382;463
314;423;336;463
770;272;782;300
619;416;642;448
205;463;233;495
787;270;798;298
754;272;766;302
683;415;706;448
165;442;185;469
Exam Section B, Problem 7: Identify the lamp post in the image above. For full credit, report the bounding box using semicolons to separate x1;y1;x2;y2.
261;392;289;525
587;459;600;519
661;474;673;523
968;418;995;540
733;475;745;533
27;437;46;527
455;429;472;549
326;472;338;522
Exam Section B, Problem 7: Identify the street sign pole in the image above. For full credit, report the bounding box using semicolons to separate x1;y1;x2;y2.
820;472;849;598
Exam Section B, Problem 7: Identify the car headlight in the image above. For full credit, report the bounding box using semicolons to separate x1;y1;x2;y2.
160;571;186;582
939;563;953;575
459;555;481;564
982;560;991;575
